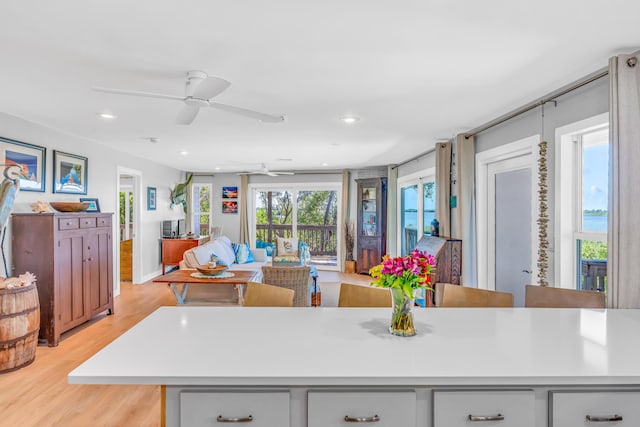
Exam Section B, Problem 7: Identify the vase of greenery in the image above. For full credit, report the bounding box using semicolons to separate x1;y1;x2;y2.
370;250;435;336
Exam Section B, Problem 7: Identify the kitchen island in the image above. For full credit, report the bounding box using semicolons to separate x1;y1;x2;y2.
69;306;640;426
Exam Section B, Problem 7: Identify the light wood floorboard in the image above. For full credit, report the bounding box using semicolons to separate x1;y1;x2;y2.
0;271;371;427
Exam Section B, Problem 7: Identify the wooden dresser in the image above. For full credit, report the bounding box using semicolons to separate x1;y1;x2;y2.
11;212;114;346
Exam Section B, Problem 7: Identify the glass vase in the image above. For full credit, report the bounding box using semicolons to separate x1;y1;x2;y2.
389;287;416;336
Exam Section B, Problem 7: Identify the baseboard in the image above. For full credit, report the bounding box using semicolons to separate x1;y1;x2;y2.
142;269;163;283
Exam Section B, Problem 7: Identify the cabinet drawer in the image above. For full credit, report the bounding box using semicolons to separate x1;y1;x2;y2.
80;217;97;228
180;391;290;427
433;390;534;427
96;216;110;227
58;218;79;230
308;390;416;427
550;391;640;426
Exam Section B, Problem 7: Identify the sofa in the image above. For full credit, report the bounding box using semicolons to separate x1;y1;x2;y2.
180;236;269;282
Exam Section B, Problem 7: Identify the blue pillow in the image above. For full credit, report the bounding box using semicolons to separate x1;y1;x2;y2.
232;242;255;264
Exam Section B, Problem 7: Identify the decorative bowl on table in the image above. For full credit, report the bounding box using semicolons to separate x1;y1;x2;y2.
195;264;228;276
49;202;91;212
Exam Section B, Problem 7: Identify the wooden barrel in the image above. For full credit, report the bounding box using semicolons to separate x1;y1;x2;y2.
0;283;40;373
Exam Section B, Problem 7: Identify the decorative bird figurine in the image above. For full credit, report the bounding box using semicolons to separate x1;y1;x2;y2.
0;164;23;276
170;173;193;213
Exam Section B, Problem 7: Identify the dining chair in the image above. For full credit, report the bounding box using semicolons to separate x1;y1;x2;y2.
436;283;514;307
261;266;312;307
243;282;295;307
338;283;392;307
524;284;606;308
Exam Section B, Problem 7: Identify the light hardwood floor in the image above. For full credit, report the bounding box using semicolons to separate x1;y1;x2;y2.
0;271;371;427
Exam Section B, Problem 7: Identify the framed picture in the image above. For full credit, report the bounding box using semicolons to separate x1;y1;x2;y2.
147;187;157;210
222;186;238;199
80;197;100;213
0;136;46;192
53;150;88;194
222;200;238;214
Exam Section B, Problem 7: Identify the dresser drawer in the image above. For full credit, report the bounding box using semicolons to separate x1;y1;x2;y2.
308;390;416;427
58;217;79;230
96;216;110;227
179;390;290;427
79;217;97;228
550;391;640;426
433;390;535;427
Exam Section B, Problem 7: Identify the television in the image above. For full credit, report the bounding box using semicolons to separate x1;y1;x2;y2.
161;219;186;238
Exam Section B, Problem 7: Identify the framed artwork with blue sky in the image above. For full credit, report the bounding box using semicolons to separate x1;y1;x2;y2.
0;136;45;192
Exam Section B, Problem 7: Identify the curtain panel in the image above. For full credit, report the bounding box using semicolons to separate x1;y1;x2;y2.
239;174;249;243
455;134;475;286
435;142;452;238
608;53;640;308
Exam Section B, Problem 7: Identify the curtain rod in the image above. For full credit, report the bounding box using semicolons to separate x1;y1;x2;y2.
464;67;609;138
392;146;437;170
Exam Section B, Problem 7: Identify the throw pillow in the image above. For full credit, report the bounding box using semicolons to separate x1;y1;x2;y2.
207;237;236;266
276;237;298;256
232;242;255;264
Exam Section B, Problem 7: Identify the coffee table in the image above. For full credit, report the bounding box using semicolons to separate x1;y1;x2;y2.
153;269;259;305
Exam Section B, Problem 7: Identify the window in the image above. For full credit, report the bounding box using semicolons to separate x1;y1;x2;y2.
555;114;608;292
250;184;341;269
397;170;436;255
191;184;211;237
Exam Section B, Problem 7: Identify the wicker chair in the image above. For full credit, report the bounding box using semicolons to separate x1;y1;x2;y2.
261;266;311;307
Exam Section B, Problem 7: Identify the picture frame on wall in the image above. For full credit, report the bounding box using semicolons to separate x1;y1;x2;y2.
53;150;88;194
0;136;46;192
147;187;157;210
222;186;238;199
80;197;100;212
222;200;238;214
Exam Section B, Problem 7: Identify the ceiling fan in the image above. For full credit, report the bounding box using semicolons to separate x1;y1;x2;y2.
238;163;295;177
93;70;285;125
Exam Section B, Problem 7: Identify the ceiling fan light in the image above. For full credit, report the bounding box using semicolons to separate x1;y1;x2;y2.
179;150;189;156
98;112;117;120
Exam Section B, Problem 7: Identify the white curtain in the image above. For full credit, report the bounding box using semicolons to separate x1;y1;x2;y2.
455;134;476;285
239;174;249;243
435;142;452;238
608;53;640;308
386;166;398;257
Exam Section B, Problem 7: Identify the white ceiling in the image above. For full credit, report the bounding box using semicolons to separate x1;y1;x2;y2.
1;1;638;174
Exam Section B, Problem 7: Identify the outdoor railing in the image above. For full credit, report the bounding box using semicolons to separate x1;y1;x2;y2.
581;259;607;292
256;224;337;256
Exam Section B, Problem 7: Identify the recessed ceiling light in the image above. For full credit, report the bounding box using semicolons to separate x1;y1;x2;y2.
214;167;220;170
180;150;189;156
277;158;293;162
322;163;329;167
340;116;359;124
98;112;117;120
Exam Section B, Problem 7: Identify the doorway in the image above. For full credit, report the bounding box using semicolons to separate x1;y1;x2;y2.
116;167;143;287
476;135;538;306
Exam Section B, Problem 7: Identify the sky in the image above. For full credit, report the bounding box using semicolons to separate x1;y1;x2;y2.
582;139;609;211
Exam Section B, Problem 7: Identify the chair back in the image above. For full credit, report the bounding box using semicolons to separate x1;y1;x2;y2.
243;282;294;307
338;283;392;307
524;285;606;308
436;283;514;307
261;266;311;307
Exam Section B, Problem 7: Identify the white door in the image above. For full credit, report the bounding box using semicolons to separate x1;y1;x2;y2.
476;135;537;305
492;162;532;307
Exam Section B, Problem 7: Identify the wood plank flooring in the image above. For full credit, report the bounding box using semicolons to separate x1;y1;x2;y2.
0;271;371;427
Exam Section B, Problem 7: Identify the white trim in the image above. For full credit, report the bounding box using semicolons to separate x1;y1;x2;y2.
248;182;342;271
116;166;143;287
554;113;608;289
476;135;539;290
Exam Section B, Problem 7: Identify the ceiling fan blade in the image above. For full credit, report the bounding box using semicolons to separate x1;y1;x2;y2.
208;102;284;123
193;76;231;100
93;86;185;101
176;105;200;125
274;172;295;175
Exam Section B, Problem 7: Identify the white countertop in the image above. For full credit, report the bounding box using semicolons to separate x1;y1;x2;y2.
68;306;640;386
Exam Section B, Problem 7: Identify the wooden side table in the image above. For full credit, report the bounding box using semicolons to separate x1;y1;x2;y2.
161;237;209;273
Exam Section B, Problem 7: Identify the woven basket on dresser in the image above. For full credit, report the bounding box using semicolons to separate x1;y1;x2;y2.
261;266;312;307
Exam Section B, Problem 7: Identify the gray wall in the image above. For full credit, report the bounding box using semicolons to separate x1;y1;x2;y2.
474;75;609;285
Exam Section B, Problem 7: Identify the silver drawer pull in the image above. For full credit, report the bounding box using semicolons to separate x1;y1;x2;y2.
216;415;253;423
344;414;380;422
468;414;505;421
586;414;623;422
